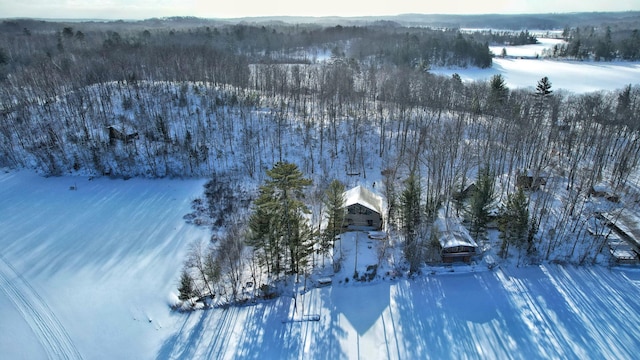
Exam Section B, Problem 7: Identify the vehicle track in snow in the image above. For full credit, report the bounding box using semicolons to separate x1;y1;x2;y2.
0;255;83;360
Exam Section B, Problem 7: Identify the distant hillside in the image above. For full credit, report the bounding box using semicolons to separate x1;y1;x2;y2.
390;12;640;30
176;12;640;30
2;11;640;31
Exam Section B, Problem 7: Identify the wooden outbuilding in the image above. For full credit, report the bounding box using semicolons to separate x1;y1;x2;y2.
107;125;139;144
516;174;546;191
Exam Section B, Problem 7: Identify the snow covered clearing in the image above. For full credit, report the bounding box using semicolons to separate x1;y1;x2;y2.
0;171;209;359
488;38;567;58
2;171;640;358
433;58;640;94
0;255;82;360
433;38;640;93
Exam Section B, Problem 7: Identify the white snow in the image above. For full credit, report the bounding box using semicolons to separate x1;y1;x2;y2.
0;171;209;359
344;185;384;215
334;231;381;279
3;171;640;359
435;212;478;249
0;291;47;359
489;38;567;58
433;38;640;93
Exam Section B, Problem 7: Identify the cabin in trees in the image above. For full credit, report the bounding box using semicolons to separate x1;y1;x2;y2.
598;210;640;264
516;170;547;191
603;230;638;265
344;186;384;231
589;183;620;203
453;183;477;203
435;216;478;263
107;125;139;144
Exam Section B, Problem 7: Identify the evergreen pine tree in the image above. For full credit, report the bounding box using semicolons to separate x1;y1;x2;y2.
535;76;553;98
498;187;530;259
178;269;196;303
248;188;281;276
401;172;423;273
489;74;509;106
247;162;312;277
467;165;495;241
322;180;346;258
289;212;315;275
535;76;553;120
615;84;632;124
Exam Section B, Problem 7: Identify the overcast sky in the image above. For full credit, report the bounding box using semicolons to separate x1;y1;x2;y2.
1;0;639;20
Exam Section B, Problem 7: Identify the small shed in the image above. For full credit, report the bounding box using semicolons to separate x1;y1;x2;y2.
107;125;139;144
589;184;620;203
606;231;638;264
435;215;478;263
453;183;477;202
344;186;384;230
599;210;640;252
516;172;547;191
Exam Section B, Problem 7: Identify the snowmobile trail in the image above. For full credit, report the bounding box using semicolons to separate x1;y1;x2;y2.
0;255;83;360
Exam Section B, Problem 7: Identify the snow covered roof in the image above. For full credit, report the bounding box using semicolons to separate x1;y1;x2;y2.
600;209;640;247
435;213;478;249
344;185;383;215
592;183;611;193
608;234;637;261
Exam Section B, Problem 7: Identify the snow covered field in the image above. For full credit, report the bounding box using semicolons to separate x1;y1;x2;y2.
433;38;640;93
488;38;567;59
3;171;640;359
0;171;209;359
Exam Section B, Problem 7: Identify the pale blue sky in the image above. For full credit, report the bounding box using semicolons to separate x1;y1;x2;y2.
1;0;639;20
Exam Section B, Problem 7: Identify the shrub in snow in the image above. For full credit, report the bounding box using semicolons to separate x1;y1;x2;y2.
167;292;180;308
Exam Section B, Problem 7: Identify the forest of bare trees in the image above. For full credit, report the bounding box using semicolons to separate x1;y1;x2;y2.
2;17;640;304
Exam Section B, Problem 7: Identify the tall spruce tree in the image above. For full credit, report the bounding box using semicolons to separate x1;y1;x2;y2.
498;187;530;260
248;187;282;276
535;76;553;120
489;74;509;107
401;172;423;273
615;84;632;124
288;212;315;275
248;162;313;277
322;180;346;259
177;268;196;304
535;76;553;98
467;165;495;241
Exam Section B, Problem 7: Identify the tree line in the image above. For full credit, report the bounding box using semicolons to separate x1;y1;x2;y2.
542;25;640;61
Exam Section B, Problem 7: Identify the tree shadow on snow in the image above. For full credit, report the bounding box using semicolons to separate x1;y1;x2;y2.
156;306;242;359
156;312;203;360
231;297;302;359
232;287;348;359
389;272;515;358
